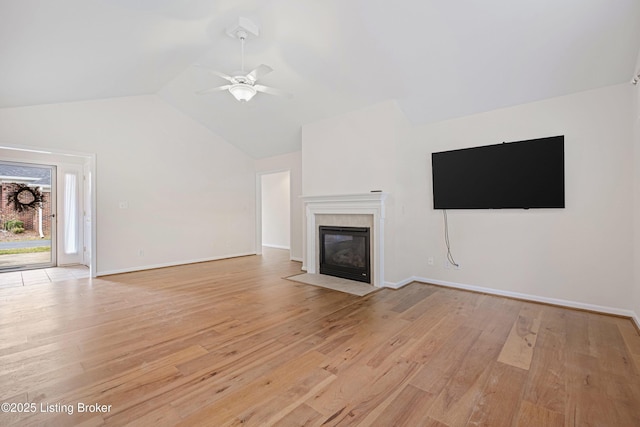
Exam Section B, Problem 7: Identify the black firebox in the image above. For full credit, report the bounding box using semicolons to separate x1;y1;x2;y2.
319;226;371;283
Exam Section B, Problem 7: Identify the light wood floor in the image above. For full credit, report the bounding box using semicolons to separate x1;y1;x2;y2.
1;248;639;426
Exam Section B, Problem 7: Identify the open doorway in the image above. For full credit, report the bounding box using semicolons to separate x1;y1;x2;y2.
258;170;291;254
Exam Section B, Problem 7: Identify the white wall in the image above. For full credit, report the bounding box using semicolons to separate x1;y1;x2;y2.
302;85;636;313
0;95;256;274
402;84;634;312
255;151;303;261
261;171;290;249
302;100;403;196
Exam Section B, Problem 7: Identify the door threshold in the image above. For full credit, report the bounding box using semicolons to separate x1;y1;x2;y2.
0;265;90;287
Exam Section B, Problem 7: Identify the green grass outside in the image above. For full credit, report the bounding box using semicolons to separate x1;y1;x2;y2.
0;246;50;255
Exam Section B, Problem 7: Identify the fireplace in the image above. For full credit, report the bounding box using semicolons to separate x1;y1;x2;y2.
319;226;371;283
302;192;387;287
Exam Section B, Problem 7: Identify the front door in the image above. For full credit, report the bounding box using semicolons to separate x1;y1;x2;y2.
0;161;56;271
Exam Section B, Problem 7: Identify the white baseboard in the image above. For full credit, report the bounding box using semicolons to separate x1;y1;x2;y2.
384;277;414;289
262;244;290;250
385;276;639;320
96;252;256;277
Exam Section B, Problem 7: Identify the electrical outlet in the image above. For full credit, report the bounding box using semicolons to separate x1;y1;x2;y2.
454;263;462;270
444;260;451;269
138;249;144;256
428;257;434;265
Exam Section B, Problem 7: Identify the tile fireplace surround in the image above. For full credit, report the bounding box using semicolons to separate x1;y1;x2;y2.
301;193;388;287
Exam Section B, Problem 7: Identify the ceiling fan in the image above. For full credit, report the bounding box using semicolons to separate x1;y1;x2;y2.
196;19;290;102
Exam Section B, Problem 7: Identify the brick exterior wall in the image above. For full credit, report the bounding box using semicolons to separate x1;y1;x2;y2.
0;183;52;236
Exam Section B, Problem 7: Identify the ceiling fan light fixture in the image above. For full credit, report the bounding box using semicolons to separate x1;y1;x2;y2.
229;83;256;102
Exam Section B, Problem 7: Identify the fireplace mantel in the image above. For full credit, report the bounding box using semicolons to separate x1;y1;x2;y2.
301;192;388;287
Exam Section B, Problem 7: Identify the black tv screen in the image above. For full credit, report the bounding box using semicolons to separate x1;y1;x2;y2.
432;136;564;209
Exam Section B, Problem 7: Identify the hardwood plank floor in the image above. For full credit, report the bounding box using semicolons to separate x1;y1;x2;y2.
0;248;639;426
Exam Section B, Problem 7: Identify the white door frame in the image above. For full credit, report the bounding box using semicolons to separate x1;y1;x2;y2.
0;143;97;277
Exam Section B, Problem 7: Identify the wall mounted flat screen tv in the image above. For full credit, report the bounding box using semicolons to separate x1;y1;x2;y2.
432;135;564;209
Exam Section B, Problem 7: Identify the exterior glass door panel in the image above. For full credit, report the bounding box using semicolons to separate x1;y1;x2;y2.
0;161;55;270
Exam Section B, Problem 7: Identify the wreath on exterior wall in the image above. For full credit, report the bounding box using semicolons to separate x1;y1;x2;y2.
6;184;46;213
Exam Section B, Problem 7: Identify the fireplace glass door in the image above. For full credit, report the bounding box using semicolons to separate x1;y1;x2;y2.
319;226;370;283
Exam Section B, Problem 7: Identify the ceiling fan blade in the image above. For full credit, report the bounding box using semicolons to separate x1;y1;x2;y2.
196;85;231;95
193;64;235;83
254;84;292;98
246;64;273;81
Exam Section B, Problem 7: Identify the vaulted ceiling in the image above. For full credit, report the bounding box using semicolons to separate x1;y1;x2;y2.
1;0;639;158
